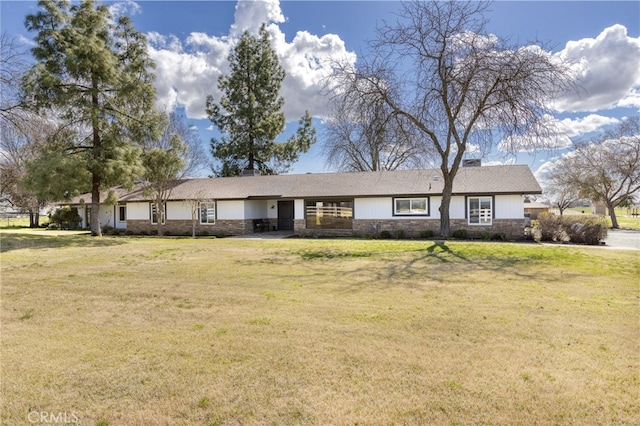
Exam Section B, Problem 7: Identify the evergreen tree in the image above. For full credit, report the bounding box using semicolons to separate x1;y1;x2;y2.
206;24;315;176
23;0;163;235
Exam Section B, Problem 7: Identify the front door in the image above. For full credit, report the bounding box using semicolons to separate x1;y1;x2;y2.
278;200;294;231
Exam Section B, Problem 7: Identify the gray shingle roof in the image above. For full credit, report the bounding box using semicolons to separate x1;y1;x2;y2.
117;165;541;202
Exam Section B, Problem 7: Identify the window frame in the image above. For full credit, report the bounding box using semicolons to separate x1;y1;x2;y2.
199;201;216;225
467;196;493;226
393;196;430;217
305;199;354;229
118;205;126;222
150;202;165;225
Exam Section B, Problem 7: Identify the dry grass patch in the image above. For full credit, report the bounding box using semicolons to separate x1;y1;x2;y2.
1;231;638;425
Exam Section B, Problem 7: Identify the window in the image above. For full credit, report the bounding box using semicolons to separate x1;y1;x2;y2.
394;197;429;216
151;203;165;224
118;206;126;222
468;197;492;225
305;199;353;229
199;202;216;224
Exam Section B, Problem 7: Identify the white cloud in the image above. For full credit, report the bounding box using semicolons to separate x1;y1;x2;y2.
230;0;285;37
147;0;356;121
108;0;141;19
556;114;620;137
616;88;640;110
17;35;36;48
498;113;621;153
533;157;561;184
483;158;517;167
553;24;640;112
498;114;573;153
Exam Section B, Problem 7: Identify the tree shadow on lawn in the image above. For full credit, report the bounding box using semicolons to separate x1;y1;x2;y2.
0;232;127;253
333;240;549;292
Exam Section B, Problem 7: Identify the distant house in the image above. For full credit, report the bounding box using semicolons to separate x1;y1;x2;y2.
523;201;550;220
62;165;542;239
591;201;607;216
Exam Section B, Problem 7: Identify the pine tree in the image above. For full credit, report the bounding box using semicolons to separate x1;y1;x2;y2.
23;0;163;235
207;24;315;176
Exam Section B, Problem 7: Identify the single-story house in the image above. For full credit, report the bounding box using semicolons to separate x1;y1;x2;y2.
63;164;542;239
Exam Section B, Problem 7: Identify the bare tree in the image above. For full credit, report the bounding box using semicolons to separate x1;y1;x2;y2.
0;33;28;130
552;116;640;228
160;110;208;178
543;165;580;217
0;112;75;226
139;110;207;236
330;0;573;236
323;83;430;172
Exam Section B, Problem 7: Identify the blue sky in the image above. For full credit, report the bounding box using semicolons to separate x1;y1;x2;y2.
2;1;639;177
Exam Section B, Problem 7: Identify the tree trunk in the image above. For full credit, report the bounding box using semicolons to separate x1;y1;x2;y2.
90;71;102;237
606;200;619;228
29;209;36;228
155;195;164;236
91;173;102;236
439;178;454;238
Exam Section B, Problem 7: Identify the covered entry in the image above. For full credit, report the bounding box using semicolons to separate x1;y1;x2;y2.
278;200;294;230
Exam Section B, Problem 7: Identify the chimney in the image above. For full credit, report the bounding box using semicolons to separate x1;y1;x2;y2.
463;159;481;167
241;168;261;177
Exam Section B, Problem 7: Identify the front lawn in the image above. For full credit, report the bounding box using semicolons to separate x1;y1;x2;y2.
1;231;638;425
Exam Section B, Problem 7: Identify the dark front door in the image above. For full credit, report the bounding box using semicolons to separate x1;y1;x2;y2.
278;200;294;231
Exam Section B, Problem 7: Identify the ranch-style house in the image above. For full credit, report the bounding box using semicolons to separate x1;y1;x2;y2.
62;164;542;239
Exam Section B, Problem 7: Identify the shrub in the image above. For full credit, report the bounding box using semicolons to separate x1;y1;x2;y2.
420;229;435;239
452;229;468;239
124;230;135;236
50;207;82;229
395;230;407;239
491;232;507;241
379;230;393;239
534;213;607;245
566;216;608;245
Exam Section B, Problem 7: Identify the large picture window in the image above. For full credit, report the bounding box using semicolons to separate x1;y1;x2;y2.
394;197;429;216
468;197;492;225
306;199;353;229
151;203;165;225
199;202;216;224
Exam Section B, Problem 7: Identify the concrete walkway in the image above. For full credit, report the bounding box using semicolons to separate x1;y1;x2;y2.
604;229;640;250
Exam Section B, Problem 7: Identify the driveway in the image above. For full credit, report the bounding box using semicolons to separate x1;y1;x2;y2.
604;229;640;250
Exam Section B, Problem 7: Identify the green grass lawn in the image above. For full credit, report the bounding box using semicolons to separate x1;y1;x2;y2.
1;231;638;425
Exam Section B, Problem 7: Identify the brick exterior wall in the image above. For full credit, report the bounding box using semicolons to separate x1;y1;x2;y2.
126;219;274;236
125;217;526;240
295;218;527;239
